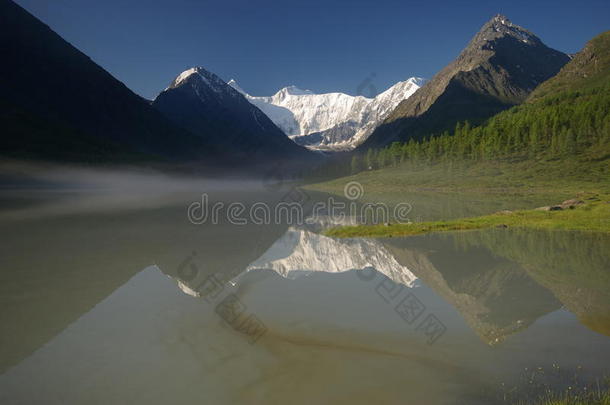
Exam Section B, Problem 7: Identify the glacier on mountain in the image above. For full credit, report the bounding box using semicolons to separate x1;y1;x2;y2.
228;77;425;151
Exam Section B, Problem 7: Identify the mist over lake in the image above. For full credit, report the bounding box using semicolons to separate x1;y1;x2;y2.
1;1;609;404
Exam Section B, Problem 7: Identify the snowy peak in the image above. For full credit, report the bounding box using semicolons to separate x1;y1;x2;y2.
408;77;427;87
167;66;234;96
152;67;313;160
170;67;200;88
227;80;301;136
275;85;314;97
228;80;314;97
230;77;425;150
170;70;425;151
375;77;425;101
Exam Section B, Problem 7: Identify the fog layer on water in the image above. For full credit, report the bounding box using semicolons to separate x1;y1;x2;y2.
0;160;277;220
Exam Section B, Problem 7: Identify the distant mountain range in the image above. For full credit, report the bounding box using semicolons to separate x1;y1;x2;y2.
0;0;601;168
0;0;312;166
167;14;572;153
361;14;571;149
228;78;424;151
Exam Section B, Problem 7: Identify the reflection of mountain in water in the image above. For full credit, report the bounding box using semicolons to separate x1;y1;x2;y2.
0;193;290;374
243;228;417;287
449;229;610;338
382;235;561;344
170;226;568;346
166;222;609;346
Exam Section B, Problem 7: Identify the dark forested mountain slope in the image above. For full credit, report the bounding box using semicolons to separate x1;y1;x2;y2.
152;67;313;161
0;0;213;162
354;31;610;176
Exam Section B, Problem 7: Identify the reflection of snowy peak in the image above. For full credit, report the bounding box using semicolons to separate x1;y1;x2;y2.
244;228;417;287
228;78;425;151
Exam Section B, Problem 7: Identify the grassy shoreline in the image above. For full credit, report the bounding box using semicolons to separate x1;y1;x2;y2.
306;157;610;197
308;156;610;239
324;195;610;238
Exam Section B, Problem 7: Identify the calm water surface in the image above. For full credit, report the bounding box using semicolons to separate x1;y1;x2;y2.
0;181;608;404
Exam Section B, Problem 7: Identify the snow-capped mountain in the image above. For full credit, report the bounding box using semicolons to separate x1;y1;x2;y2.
152;67;312;162
228;77;425;151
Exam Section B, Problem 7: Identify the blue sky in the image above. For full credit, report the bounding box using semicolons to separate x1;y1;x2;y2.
15;0;610;99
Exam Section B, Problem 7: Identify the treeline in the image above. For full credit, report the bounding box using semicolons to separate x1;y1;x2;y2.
348;83;610;174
